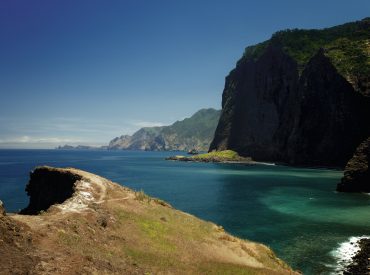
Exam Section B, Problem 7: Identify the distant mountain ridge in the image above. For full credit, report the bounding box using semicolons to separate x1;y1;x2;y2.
56;145;107;150
109;108;221;151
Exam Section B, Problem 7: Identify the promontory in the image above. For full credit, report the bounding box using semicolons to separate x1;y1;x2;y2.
0;166;297;274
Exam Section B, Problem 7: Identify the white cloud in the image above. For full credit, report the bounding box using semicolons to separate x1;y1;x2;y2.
0;116;169;148
130;120;166;128
0;136;85;147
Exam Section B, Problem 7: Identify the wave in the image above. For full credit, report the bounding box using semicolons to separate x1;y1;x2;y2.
330;235;370;274
255;161;276;166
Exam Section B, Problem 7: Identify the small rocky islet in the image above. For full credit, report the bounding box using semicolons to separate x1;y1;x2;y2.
166;150;257;164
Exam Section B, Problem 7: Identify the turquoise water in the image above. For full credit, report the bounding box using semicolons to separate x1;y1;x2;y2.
0;149;369;274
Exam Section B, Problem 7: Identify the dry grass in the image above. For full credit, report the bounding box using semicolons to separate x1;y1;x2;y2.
7;167;298;275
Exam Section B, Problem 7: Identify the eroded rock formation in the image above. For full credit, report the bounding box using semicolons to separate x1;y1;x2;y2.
20;167;81;214
337;137;370;192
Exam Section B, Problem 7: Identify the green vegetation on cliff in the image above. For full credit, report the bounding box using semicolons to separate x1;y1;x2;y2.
109;108;221;151
241;17;370;94
210;18;370;168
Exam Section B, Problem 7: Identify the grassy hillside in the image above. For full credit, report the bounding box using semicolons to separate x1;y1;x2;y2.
241;17;370;94
3;167;297;274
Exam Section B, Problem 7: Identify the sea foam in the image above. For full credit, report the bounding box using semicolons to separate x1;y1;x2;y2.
330;235;370;274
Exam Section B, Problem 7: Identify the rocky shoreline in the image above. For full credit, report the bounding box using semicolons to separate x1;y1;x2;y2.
332;236;370;274
344;238;370;274
166;155;258;164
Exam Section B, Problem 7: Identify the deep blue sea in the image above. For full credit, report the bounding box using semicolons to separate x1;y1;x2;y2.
0;149;369;274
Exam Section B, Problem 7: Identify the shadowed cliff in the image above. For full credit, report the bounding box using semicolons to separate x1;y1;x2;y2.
337;137;370;192
210;18;370;168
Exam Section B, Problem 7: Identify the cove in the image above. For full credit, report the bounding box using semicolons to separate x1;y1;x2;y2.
0;149;369;274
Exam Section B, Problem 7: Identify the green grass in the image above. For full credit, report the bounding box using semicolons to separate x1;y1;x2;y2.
57;230;81;246
239;17;370;90
191;150;251;162
134;189;152;203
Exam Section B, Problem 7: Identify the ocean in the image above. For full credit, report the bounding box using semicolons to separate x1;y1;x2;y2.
0;149;369;274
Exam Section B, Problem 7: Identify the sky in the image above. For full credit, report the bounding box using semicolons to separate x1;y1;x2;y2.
1;0;369;148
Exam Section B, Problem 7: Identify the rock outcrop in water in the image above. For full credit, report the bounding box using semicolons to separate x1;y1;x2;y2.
210;18;370;168
345;238;370;274
0;166;297;274
109;108;221;152
337;137;370;192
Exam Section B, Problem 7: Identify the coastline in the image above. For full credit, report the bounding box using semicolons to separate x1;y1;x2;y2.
165;155;259;165
165;150;262;165
0;166;298;274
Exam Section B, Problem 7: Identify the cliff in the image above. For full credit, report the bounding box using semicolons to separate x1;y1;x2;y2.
0;166;297;274
210;18;370;168
337;137;370;192
109;108;221;151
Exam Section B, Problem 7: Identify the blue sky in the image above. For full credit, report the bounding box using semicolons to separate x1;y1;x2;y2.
1;0;369;148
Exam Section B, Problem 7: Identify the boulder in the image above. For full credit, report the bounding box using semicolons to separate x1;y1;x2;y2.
337;137;370;192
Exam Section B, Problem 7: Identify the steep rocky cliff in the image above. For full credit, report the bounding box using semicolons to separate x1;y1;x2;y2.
210;18;370;168
109;108;221;151
337;137;370;192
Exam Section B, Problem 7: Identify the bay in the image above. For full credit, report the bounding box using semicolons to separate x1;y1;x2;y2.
0;149;369;274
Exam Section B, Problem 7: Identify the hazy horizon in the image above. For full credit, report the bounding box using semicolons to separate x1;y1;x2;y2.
1;1;369;148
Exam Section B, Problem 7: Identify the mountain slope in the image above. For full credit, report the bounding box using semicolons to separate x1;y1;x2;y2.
109;108;221;151
210;18;370;168
0;166;297;274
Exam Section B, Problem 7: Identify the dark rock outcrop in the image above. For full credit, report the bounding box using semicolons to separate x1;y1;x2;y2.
337;137;370;192
286;50;368;167
210;19;370;168
20;167;81;215
210;43;300;162
344;238;370;274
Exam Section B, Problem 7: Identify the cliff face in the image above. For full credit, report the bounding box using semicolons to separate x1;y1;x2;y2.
286;50;367;166
109;108;221;151
210;44;299;162
20;167;81;215
210;18;370;168
337;137;370;192
0;166;297;274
